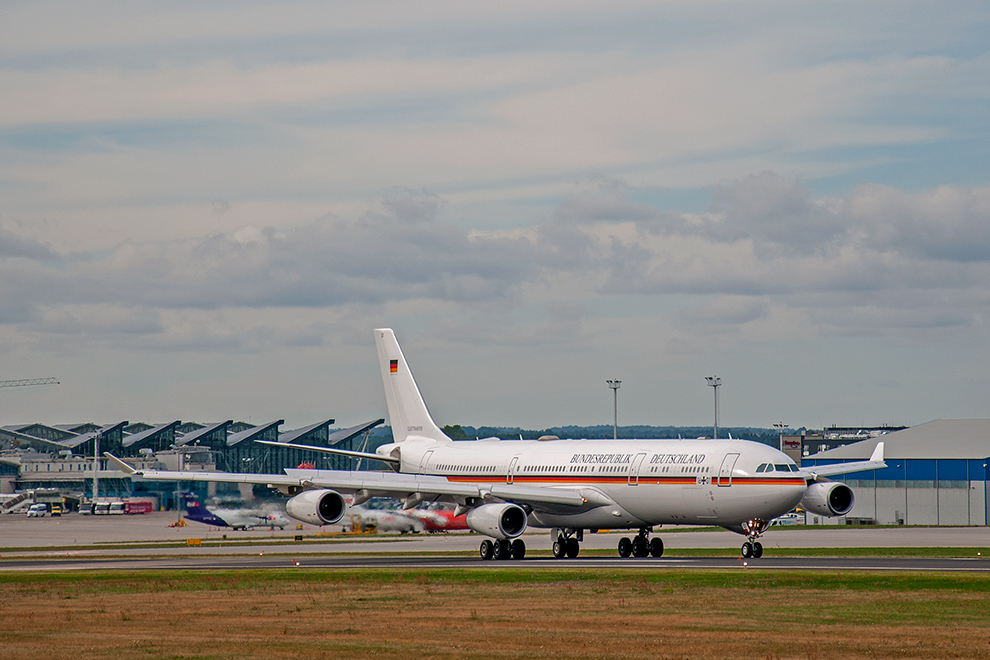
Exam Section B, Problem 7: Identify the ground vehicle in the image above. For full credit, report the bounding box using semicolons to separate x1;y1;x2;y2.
124;500;153;514
109;502;125;514
27;503;47;517
51;504;62;517
93;502;110;515
770;512;803;526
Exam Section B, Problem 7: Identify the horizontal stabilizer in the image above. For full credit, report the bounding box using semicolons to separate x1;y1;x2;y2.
254;439;400;465
104;452;137;474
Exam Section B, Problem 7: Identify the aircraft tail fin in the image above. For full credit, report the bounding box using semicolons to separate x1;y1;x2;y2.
375;328;450;445
181;492;225;526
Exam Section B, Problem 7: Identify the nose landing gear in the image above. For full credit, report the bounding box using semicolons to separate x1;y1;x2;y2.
739;518;768;559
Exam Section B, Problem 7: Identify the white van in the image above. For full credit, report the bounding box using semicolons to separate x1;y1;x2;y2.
109;502;125;515
27;503;47;517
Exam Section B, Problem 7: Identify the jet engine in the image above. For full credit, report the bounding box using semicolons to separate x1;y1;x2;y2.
465;502;528;539
800;481;854;517
284;489;347;525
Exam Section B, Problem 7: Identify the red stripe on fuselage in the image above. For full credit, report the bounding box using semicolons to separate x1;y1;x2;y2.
441;475;807;486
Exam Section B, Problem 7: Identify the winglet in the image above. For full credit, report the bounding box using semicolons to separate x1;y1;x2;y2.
104;452;138;475
869;441;884;463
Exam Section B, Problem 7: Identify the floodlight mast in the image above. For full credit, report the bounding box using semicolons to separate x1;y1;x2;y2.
773;421;789;452
606;379;621;440
705;376;721;439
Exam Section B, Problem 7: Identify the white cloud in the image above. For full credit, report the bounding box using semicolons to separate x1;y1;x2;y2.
0;2;987;427
2;176;987;352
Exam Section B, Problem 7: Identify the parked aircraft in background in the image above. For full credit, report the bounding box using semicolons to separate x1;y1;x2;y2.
344;498;424;534
182;493;290;530
110;328;885;561
342;499;467;534
406;504;468;533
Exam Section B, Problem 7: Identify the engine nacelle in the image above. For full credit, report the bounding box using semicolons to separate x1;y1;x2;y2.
285;489;347;525
465;502;528;540
800;481;854;517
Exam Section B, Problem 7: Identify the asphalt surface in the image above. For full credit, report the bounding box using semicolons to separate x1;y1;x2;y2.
2;511;988;572
3;553;989;573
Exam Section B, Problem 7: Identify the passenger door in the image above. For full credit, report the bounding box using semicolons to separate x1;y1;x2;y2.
507;456;520;484
717;453;739;487
628;452;647;485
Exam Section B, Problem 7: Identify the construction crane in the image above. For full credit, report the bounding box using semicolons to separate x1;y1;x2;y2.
0;377;59;388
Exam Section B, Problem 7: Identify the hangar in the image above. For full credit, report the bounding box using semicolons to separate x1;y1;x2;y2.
803;419;989;526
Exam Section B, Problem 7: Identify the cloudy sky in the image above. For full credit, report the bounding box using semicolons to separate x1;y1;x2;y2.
1;1;988;433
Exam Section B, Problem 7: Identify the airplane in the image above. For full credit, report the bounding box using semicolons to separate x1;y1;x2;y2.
406;504;469;533
344;497;426;534
181;492;291;530
108;328;886;561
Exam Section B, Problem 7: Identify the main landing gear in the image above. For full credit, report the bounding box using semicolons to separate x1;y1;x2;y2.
739;518;768;559
551;528;582;558
479;538;526;560
617;528;663;558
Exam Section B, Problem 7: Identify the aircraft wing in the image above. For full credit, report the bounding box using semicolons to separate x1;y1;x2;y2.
282;468;591;507
106;453;591;509
107;453;302;486
802;441;887;480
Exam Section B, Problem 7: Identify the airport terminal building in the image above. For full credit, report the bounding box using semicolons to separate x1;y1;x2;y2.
1;418;383;510
802;419;989;526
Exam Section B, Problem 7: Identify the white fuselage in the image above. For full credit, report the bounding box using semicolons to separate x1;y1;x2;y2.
383;437;808;531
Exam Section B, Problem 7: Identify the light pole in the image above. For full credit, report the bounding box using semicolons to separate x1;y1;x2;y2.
92;432;100;509
606;379;621;440
773;421;789;452
705;376;721;439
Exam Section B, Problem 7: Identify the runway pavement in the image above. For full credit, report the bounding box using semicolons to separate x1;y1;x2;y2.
3;552;989;573
2;511;988;572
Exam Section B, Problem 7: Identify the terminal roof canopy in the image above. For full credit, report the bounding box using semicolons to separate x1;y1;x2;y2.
327;419;385;446
227;420;283;446
175;420;232;447
809;419;990;460
278;419;335;445
58;421;129;451
121;421;180;451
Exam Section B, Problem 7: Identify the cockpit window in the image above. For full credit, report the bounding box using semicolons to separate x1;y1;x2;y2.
774;464;790;472
756;463;769;473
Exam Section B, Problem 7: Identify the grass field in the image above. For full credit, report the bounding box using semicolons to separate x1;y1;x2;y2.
2;569;988;659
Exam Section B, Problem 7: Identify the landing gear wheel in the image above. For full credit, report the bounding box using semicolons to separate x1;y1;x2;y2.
649;537;664;558
631;536;649;557
552;539;567;559
479;539;494;560
511;539;526;560
617;537;632;558
741;541;753;558
566;537;580;558
493;539;511;560
752;541;763;559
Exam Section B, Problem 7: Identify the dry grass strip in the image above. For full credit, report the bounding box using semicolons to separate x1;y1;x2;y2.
1;569;988;659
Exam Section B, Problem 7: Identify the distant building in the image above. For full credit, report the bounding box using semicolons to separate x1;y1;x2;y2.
0;417;384;509
803;419;989;526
